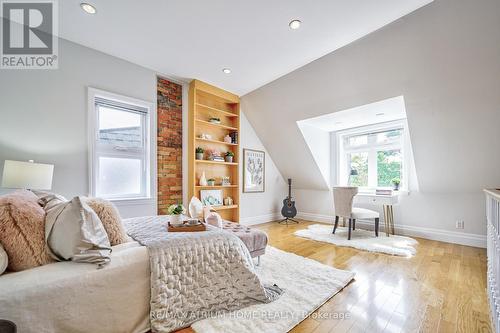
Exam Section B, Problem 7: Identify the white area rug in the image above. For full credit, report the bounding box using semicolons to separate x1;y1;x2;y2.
294;224;418;257
192;246;354;333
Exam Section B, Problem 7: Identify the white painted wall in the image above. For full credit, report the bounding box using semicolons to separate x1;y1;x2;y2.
0;38;282;222
239;113;287;225
241;0;500;245
297;123;331;189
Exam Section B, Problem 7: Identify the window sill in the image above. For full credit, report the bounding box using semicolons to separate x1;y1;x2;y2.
108;197;156;206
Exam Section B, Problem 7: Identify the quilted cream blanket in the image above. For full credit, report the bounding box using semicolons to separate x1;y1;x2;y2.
124;216;281;333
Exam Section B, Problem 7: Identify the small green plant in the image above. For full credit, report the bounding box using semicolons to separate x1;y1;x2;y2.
225;151;235;157
167;203;186;215
195;147;204;153
209;116;221;122
207;178;215;182
391;178;401;185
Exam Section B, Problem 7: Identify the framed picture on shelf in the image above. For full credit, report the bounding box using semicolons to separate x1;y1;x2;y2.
243;149;265;193
200;189;223;206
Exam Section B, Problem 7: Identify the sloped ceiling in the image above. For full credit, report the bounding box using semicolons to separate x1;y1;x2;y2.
57;0;432;95
241;0;500;192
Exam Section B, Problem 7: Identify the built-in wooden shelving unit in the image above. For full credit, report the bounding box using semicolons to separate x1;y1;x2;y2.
188;80;240;222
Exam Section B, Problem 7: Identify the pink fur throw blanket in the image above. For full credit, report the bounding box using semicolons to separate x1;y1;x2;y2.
0;190;53;271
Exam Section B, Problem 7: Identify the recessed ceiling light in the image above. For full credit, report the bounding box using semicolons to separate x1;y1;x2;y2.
80;3;97;14
375;112;385;116
289;19;302;30
222;68;231;74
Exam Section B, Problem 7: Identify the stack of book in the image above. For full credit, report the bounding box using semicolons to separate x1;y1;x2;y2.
229;131;238;144
209;156;225;162
375;189;393;196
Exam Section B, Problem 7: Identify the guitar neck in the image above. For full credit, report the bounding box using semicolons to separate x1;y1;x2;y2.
288;179;292;199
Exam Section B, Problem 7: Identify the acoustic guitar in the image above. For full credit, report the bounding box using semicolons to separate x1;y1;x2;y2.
281;178;297;218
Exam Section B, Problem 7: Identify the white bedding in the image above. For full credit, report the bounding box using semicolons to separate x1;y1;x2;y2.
0;241;150;333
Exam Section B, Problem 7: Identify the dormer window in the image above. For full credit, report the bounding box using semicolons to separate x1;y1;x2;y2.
337;120;409;191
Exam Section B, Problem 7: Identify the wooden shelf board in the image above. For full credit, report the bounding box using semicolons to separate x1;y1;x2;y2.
208;205;238;211
193;80;239;103
196;103;239;118
195;137;238;146
196;119;238;131
196;160;238;166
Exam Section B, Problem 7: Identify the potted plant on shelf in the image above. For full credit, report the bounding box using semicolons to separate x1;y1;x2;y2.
195;147;204;160
225;151;235;163
168;203;186;226
391;178;401;191
208;116;221;124
207;178;216;186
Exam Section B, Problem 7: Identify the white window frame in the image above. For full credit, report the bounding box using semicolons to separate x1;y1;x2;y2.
336;119;410;192
87;88;155;202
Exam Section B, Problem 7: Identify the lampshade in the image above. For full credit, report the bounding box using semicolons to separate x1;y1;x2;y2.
1;160;54;190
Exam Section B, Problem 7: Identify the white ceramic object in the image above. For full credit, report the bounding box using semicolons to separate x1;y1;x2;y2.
199;171;208;186
170;214;184;226
189;196;204;218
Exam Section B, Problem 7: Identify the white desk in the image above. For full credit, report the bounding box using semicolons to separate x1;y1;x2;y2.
354;193;399;236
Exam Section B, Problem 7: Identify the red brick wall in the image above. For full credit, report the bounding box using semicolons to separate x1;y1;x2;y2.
157;77;183;215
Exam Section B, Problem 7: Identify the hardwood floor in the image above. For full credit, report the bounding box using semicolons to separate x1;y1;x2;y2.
179;220;491;333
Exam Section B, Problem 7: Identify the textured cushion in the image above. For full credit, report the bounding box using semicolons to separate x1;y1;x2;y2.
0;243;8;275
203;205;215;218
222;221;268;257
351;207;380;219
0;190;53;271
205;212;223;228
45;196;112;265
84;198;128;246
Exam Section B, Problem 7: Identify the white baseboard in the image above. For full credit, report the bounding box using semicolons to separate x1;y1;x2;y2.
296;212;486;248
240;212;281;226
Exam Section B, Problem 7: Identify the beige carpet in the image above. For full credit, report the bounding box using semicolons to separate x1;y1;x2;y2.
191;246;354;333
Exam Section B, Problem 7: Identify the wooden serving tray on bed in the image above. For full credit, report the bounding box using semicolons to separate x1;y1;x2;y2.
167;222;206;232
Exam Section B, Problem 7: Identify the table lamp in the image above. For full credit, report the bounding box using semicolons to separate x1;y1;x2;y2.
1;160;54;190
348;168;358;185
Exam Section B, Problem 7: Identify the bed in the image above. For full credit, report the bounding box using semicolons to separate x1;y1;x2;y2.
0;241;151;333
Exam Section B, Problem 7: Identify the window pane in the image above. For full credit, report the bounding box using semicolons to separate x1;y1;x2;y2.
97;157;142;197
377;150;402;187
347;134;368;146
348;152;368;187
98;106;143;148
376;129;402;144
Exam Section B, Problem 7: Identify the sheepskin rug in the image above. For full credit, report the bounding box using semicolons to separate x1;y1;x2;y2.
294;224;418;257
192;246;354;333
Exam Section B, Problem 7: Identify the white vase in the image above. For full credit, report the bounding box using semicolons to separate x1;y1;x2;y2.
199;171;208;186
170;214;183;226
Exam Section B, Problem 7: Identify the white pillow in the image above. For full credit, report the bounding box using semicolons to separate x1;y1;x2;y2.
189;196;204;219
0;243;8;275
45;196;112;266
205;212;223;228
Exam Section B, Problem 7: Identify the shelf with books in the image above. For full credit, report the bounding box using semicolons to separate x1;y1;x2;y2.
189;79;240;222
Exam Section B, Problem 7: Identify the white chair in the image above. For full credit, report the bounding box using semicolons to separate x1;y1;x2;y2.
332;186;380;240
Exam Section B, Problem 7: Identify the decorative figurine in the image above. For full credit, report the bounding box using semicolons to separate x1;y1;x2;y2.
199;171;208;186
